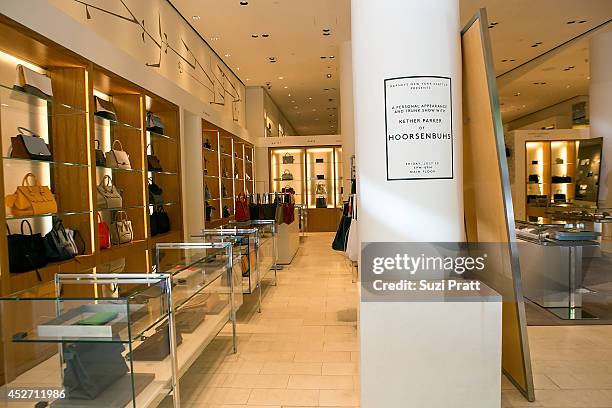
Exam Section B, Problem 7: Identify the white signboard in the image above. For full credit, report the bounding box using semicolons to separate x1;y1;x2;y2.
384;76;453;180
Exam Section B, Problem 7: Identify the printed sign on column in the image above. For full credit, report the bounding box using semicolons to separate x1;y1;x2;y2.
384;76;453;180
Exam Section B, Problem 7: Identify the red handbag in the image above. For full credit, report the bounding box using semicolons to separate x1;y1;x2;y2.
98;212;111;249
235;193;250;222
283;201;295;224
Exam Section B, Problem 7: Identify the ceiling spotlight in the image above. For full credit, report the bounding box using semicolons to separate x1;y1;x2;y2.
294;106;299;109
323;32;331;36
288;93;291;96
320;56;327;59
278;76;284;80
308;97;313;100
236;67;240;71
326;74;332;78
192;15;201;20
322;28;331;32
246;78;250;81
291;100;296;103
251;34;259;38
566;20;576;24
323;88;329;91
225;53;231;57
587;76;591;80
261;34;270;38
514;92;521;96
240;1;249;5
210;36;221;41
284;86;288;89
578;20;587;24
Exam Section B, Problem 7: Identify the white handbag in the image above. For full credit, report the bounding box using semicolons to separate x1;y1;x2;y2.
111;211;133;245
345;219;359;262
106;140;131;169
15;64;53;98
97;175;123;209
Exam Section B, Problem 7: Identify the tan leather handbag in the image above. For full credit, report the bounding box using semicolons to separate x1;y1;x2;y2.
15;65;53;98
110;211;133;245
6;173;57;216
106;140;131;169
96;175;123;209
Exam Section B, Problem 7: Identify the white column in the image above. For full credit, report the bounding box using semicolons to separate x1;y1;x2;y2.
590;31;612;206
340;41;355;196
353;2;501;407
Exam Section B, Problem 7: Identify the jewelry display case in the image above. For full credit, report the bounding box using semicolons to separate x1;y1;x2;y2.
0;273;179;408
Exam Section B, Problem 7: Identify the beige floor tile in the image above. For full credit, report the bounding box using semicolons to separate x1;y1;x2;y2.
260;362;323;375
223;373;289;389
186;387;252;405
319;389;360;406
247;388;319;406
322;362;359;376
294;351;352;363
288;375;354;390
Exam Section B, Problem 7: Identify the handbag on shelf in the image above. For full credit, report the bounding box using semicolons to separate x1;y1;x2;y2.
315;182;327;195
66;228;86;256
315;158;324;164
281;170;293;180
316;174;325;180
235;163;240;179
283;186;295;195
148;179;164;206
131;324;183;361
14;64;53;98
105;140;131;169
94;140;106;166
10;127;52;161
204;183;213;201
146;112;164;135
222;205;231;218
205;202;215;222
147;144;163;172
96;175;122;209
235;193;250;222
203;139;212;150
110;211;133;245
93;96;118;122
283;200;295;224
282;153;294;164
7;220;47;277
203;156;208;175
150;206;170;236
63;342;128;400
43;220;79;262
5;173;57;216
316;197;327;208
98;212;111;249
528;174;539;183
222;183;229;198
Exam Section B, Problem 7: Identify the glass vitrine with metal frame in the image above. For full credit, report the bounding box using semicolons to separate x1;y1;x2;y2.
0;273;179;408
155;242;238;361
193;228;264;311
228;219;278;287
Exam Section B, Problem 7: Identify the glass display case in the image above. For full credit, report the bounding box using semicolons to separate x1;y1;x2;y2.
155;242;238;361
192;228;263;309
270;148;306;206
228;220;278;287
0;273;179;408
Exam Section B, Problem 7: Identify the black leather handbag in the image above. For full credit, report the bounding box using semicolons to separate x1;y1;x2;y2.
44;221;79;262
146;112;165;135
94;140;106;166
10;127;52;161
147;144;163;172
63;342;128;400
316;197;327;208
332;201;352;251
148;179;164;206
7;220;47;278
205;203;215;222
150;206;170;236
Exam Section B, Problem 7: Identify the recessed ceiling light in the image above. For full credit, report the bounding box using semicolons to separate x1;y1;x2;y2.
294;106;298;109
261;34;270;38
284;86;288;89
251;34;259;38
291;100;295;103
225;53;231;57
329;56;335;59
323;32;331;36
578;20;587;24
312;108;317;111
308;97;313;100
566;84;571;88
246;78;250;81
587;76;591;80
323;28;331;32
240;1;249;5
236;67;240;71
278;76;284;80
314;118;319;121
326;74;332;78
320;56;327;59
192;15;201;20
566;20;576;24
288;94;291;96
514;92;521;96
210;36;221;41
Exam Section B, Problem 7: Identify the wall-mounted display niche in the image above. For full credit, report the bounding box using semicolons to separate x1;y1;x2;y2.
202;119;255;228
0;17;184;295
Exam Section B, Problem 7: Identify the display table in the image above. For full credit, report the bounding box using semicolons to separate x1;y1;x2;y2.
360;281;501;408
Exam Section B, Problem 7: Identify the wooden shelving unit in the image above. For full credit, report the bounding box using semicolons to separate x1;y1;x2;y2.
0;18;184;296
202;120;255;228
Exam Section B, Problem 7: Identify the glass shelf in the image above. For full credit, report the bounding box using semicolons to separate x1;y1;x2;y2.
99;205;146;212
204;175;219;178
3;156;89;168
148;202;177;207
0;84;87;115
149;170;178;176
147;130;175;141
97;165;144;173
203;147;217;153
221;176;233;180
220;152;232;158
6;209;92;220
274;178;301;182
94;114;142;131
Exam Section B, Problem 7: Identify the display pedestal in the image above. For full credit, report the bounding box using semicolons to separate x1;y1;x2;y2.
277;209;300;264
360;282;501;408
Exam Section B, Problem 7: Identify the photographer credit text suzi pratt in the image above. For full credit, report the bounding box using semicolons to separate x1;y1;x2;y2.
370;253;485;292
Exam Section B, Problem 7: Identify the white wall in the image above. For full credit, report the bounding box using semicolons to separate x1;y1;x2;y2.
263;89;297;137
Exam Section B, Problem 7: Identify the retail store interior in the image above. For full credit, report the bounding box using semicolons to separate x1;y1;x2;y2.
0;0;611;407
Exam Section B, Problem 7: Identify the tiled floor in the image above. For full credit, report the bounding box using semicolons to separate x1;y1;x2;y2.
177;232;359;407
176;233;612;407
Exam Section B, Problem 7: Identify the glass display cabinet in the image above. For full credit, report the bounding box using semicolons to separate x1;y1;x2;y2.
228;220;278;287
269;148;306;206
0;273;179;408
155;242;238;368
192;228;264;310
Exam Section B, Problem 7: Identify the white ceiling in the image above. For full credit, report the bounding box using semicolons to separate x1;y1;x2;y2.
171;0;612;134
